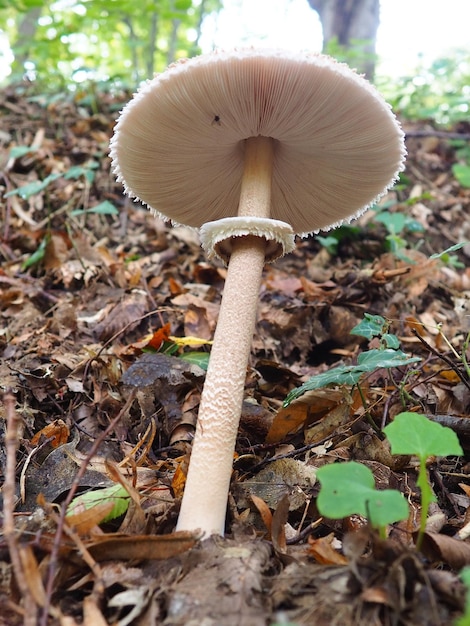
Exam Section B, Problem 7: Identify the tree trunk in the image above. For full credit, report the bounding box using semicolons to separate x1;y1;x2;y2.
307;0;380;80
10;6;42;79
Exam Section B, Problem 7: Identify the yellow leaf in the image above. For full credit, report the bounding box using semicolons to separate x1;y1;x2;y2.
169;335;213;347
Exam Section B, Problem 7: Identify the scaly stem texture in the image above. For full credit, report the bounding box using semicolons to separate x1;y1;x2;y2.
176;137;275;536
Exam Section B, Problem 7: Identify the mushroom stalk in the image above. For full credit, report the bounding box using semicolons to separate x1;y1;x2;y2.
176;136;275;536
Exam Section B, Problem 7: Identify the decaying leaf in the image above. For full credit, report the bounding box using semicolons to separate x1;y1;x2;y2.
240;458;316;511
420;532;470;570
86;531;201;562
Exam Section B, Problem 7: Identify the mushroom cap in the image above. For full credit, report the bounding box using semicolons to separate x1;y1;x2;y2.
110;49;406;237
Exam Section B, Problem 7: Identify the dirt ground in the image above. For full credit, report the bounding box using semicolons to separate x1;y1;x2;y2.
1;87;470;625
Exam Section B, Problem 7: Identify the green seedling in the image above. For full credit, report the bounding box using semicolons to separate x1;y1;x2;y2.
4;161;99;200
284;314;420;406
21;235;48;271
455;567;470;626
316;224;361;255
67;483;130;524
430;242;468;270
179;351;210;371
383;411;463;549
316;461;409;539
453;163;470;188
70;200;119;216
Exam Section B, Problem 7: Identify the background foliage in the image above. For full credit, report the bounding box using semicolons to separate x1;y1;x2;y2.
1;0;469;125
1;0;222;90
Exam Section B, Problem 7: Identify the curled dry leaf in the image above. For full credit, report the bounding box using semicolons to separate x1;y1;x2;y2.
240;458;316;511
420;532;470;570
87;531;201;562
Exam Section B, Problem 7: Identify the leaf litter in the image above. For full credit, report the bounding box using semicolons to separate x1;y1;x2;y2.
1;86;470;625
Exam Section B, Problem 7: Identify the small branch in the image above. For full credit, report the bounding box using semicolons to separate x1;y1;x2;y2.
405;130;470;141
411;329;470;392
3;391;38;626
40;390;137;625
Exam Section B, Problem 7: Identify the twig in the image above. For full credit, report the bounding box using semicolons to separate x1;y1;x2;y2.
405;130;470;141
411;329;470;392
3;391;38;626
40;390;137;626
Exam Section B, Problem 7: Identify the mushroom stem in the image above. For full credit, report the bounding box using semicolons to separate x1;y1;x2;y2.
176;136;275;537
238;136;275;219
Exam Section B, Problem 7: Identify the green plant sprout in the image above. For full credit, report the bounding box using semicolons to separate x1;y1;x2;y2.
284;314;421;406
66;483;130;524
383;411;463;549
316;224;361;255
316;461;409;539
430;242;468;270
451;140;470;188
4;160;100;200
71;200;119;217
455;567;470;626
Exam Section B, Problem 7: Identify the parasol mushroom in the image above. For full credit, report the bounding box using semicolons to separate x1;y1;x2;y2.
110;49;406;537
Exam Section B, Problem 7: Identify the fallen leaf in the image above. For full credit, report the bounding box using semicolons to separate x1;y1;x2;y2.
87;531;201;561
419;531;470;569
307;533;348;565
250;494;273;538
31;419;69;447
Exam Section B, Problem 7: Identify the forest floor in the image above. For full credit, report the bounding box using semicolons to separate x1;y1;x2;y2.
1;86;470;626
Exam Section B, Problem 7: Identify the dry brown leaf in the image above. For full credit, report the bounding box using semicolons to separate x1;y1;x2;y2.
44;232;70;269
304;401;353;445
266;402;311;443
307;533;348;565
460;483;470;498
267;389;345;444
240;458;316;511
171;458;188;499
87;531;201;561
18;544;47;607
271;494;290;555
30;419;69;447
250;494;273;538
83;596;108;626
65;501;115;534
420;531;470;570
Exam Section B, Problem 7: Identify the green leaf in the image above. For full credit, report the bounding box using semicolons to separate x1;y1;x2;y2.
179;351;210;371
430;242;468;259
453;163;470;188
316;235;339;255
64;162;98;183
21;236;48;270
374;211;407;235
284;366;363;404
284;349;420;406
350;314;386;339
356;348;421;371
455;567;470;626
383;412;463;458
4;173;61;199
66;483;130;523
316;462;409;529
382;333;400;349
9;145;39;159
71;200;119;216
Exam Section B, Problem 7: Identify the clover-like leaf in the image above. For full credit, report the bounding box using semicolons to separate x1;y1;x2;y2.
384;412;463;458
316;461;409;531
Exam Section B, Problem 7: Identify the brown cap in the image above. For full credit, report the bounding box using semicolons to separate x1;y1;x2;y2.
110;49;405;237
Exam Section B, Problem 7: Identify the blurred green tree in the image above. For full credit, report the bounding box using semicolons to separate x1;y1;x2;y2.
1;0;222;90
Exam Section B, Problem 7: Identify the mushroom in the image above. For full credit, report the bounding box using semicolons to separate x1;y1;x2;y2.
110;49;406;537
